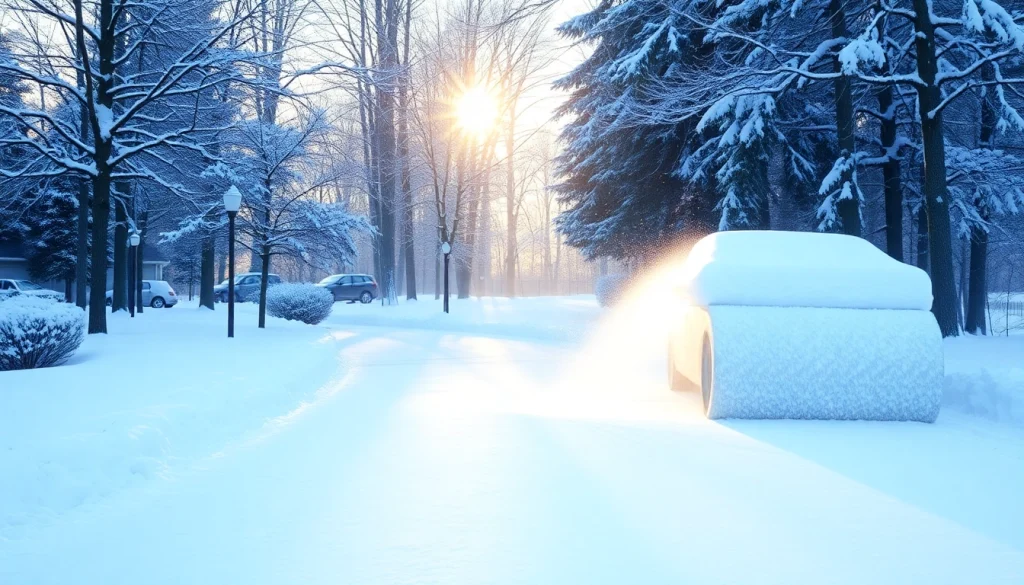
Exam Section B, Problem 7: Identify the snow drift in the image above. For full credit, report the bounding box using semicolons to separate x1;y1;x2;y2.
670;230;944;421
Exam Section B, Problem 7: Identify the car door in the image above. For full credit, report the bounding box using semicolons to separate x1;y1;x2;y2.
327;276;343;300
142;281;152;305
240;276;258;299
337;276;354;300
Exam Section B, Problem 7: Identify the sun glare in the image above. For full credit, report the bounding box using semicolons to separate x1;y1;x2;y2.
455;86;498;136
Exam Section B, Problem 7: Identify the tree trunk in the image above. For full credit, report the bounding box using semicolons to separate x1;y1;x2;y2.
112;194;128;311
199;235;215;310
136;210;146;313
505;123;516;298
399;0;416;300
879;85;903;261
912;0;959;337
88;170;111;334
258;247;270;328
916;203;929;272
966;54;998;334
829;0;861;236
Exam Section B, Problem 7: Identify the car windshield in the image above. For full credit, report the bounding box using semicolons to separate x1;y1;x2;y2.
15;280;43;290
318;276;339;285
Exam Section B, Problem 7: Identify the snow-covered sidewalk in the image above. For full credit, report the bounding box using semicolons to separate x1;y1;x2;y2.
1;296;1022;584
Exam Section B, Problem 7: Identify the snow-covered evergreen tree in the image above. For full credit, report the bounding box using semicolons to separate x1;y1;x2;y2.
553;0;718;263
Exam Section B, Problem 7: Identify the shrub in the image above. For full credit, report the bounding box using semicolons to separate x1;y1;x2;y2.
0;295;86;371
265;283;334;325
595;274;632;307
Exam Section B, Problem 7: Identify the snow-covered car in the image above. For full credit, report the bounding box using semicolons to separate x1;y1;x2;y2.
0;279;64;301
316;274;378;303
668;230;942;421
105;280;178;308
214;272;283;302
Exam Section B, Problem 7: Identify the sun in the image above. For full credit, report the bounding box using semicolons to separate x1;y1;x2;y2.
454;85;499;137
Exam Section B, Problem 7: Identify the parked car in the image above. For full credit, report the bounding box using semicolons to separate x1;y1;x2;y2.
214;272;282;302
0;279;64;300
316;274;378;303
105;280;178;308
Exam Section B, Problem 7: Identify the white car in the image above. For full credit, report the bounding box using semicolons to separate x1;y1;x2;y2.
105;280;178;308
0;279;65;300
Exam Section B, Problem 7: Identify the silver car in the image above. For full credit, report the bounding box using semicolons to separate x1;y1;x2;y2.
105;280;178;308
0;279;64;300
214;272;282;302
316;274;378;303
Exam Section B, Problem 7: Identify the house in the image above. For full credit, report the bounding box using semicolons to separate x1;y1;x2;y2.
0;239;170;300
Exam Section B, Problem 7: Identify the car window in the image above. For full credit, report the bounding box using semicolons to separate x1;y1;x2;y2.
143;282;151;291
242;276;258;285
0;281;9;290
269;276;282;284
359;276;372;284
341;276;354;285
318;276;338;285
16;280;42;290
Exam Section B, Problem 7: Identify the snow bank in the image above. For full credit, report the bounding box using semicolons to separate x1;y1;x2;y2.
0;296;86;371
0;303;350;540
679;230;933;310
942;335;1024;427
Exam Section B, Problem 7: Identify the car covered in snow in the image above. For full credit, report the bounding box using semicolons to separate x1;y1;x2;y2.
215;272;283;303
105;280;178;308
316;273;378;303
0;279;65;301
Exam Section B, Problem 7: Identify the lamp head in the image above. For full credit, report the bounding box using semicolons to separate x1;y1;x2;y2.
223;186;242;213
129;232;141;247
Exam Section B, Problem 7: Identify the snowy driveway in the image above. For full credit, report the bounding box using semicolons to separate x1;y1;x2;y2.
2;297;1023;584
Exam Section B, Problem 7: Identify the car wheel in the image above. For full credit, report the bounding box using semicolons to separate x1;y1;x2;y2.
360;291;372;304
700;333;714;417
151;296;166;309
668;345;686;392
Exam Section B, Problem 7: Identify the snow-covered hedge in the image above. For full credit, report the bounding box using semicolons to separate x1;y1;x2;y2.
595;274;632;307
0;295;86;371
265;283;334;325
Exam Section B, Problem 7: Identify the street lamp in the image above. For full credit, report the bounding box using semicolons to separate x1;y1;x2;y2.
128;232;140;318
224;186;242;338
441;240;451;313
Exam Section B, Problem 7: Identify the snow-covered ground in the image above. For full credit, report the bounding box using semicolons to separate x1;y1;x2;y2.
1;294;1022;584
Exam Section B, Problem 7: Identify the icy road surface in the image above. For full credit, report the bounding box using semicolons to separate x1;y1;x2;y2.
1;296;1022;584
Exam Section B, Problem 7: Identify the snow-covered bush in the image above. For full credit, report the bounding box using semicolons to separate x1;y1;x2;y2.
595;274;632;307
0;295;86;371
265;283;334;325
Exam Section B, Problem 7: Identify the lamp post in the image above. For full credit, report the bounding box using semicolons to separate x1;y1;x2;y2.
224;186;242;338
128;232;140;317
441;241;451;313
